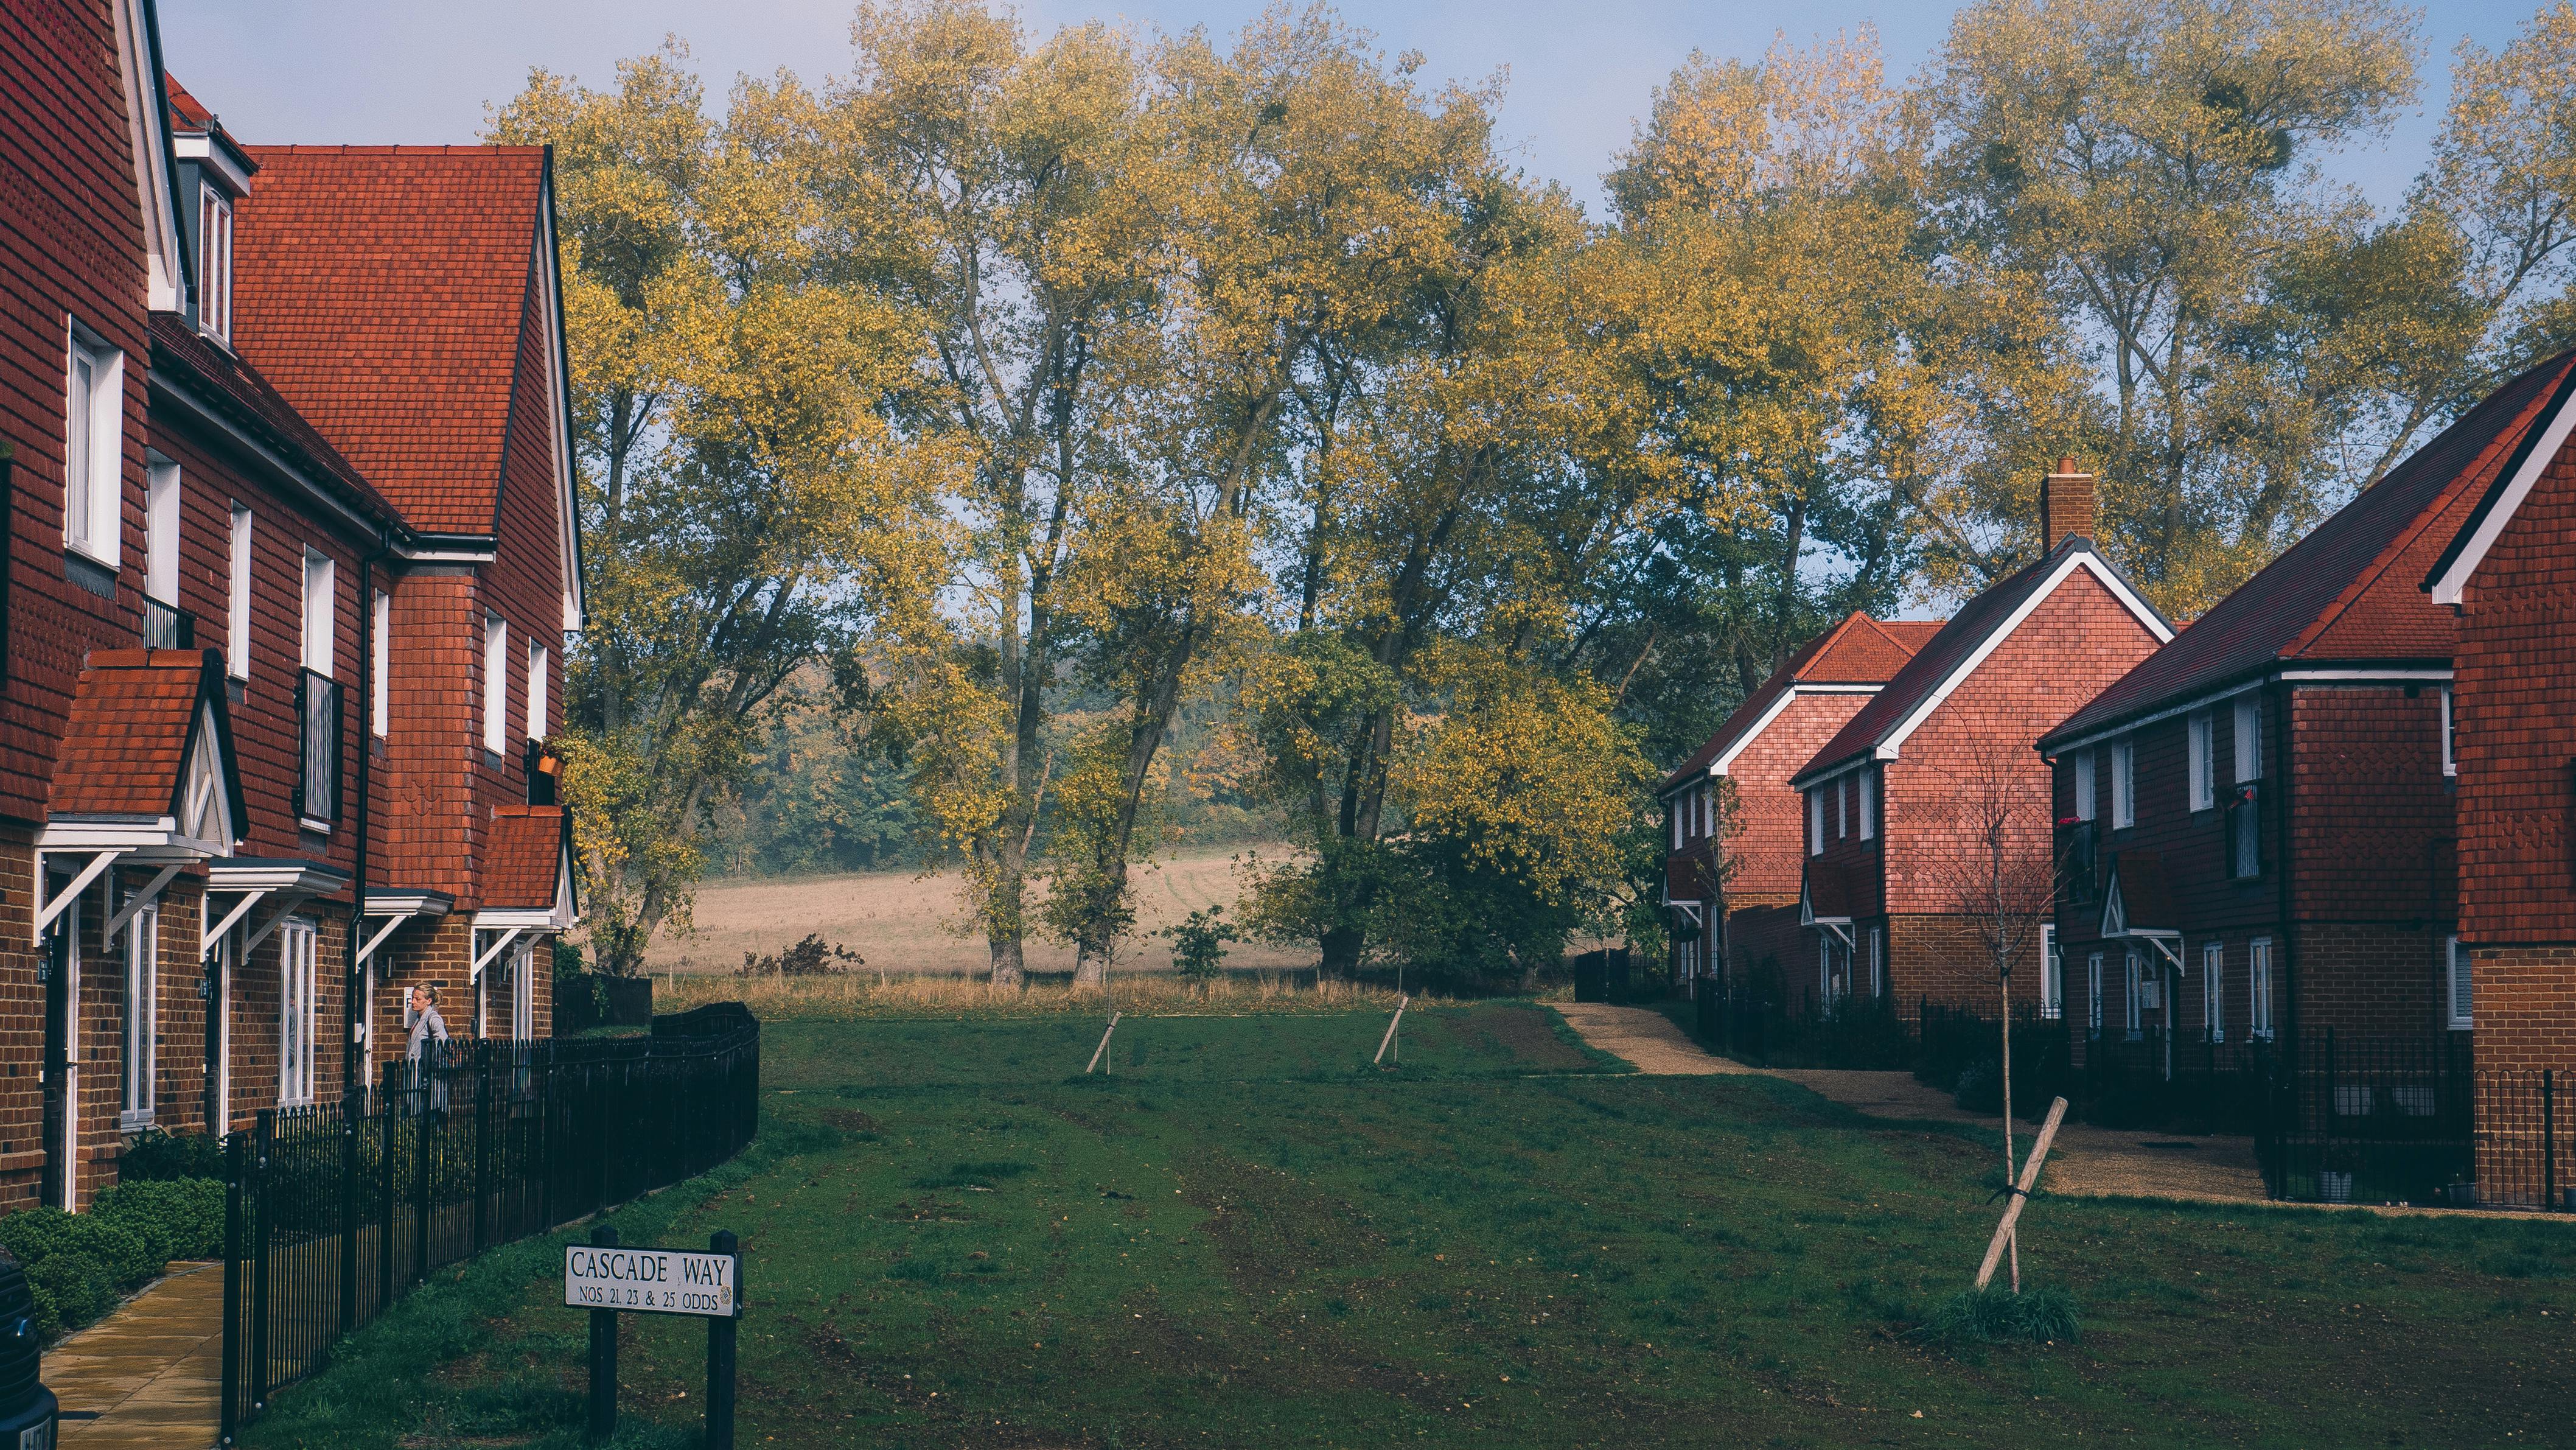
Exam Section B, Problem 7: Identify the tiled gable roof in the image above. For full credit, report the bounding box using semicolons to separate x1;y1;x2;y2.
150;315;400;522
2041;349;2576;750
230;144;548;534
53;650;240;825
1797;537;2162;782
2103;850;2179;936
483;805;569;911
1656;612;1933;794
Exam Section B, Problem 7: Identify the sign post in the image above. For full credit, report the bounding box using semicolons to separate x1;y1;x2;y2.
565;1230;742;1444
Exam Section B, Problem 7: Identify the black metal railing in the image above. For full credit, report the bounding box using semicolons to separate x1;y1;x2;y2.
220;1007;759;1436
291;668;340;825
2253;1029;2476;1208
142;595;194;650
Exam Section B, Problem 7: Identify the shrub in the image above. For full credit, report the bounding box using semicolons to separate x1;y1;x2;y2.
119;1129;225;1183
24;1252;116;1338
1921;1285;2080;1347
1160;906;1237;984
94;1178;227;1262
737;934;862;978
0;1208;157;1288
1954;1059;2003;1114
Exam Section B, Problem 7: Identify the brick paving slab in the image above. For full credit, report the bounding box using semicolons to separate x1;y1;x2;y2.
44;1261;222;1449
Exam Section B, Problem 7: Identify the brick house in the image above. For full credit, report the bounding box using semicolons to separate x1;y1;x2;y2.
1658;612;1936;996
1787;464;2173;1022
2420;346;2576;1197
0;1;579;1211
2033;357;2576;1077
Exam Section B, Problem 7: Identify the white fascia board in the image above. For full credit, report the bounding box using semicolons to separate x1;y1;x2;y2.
472;908;559;931
40;817;181;852
1705;688;1804;779
116;0;186;311
173;134;253;194
207;859;352;894
2429;382;2576;604
538;175;587;632
366;890;455;918
2045;665;2456;757
1876;552;2176;763
392;537;498;564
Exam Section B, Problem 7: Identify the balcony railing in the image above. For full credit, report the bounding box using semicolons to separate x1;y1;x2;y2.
143;595;195;650
293;668;340;827
2056;819;2100;906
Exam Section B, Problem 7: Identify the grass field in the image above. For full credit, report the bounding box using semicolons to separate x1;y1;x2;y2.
243;1006;2575;1449
644;849;1316;977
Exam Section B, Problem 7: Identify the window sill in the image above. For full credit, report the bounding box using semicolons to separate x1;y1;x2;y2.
117;1109;155;1133
299;818;334;836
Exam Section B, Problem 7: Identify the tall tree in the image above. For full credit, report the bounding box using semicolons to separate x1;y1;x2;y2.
492;57;937;976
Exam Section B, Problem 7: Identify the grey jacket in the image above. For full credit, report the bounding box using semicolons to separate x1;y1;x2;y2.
405;1003;449;1062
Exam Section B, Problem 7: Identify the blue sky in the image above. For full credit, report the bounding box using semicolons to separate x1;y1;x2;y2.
164;1;2543;219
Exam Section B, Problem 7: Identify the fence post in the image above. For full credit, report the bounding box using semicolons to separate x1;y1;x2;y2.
249;1115;273;1420
706;1228;739;1450
413;1071;433;1284
379;1072;397;1305
586;1224;620;1441
2546;1068;2558;1213
339;1103;358;1339
221;1133;244;1441
475;1048;494;1253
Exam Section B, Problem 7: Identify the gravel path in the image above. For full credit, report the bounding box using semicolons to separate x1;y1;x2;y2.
1552;1001;1756;1074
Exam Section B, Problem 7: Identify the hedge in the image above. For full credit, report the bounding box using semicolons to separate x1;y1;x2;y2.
0;1174;226;1338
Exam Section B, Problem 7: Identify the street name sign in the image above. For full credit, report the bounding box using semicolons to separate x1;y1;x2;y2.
564;1242;738;1317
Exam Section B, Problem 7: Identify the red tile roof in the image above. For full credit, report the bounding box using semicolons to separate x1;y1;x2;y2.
229;144;550;534
53;650;239;822
1801;537;2165;784
2103;851;2179;935
483;805;568;910
149;315;401;522
164;75;214;131
2041;349;2576;751
1657;612;1935;794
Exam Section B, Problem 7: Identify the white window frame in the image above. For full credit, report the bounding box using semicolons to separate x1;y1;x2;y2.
214;935;234;1132
228;505;253;679
1858;770;1876;841
145;455;180;605
2249;937;2274;1040
302;549;336;677
2111;739;2135;829
2446;936;2473;1031
65;323;125;567
279;919;318;1107
483;613;509;755
2233;696;2261;782
1671;800;1684;851
372;589;391;737
2124;948;2144;1037
1808;790;1824;856
2073;748;2095;821
2040;924;2062;1020
2188;711;2215;811
509;940;536;1040
1835;776;1849;839
2087;951;2104;1035
2202;940;2225;1042
121;903;158;1129
2440;686;2456;777
198;184;234;345
526;640;549;745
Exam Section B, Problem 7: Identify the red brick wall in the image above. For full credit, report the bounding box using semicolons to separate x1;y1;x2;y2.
1709;692;1873;902
2292;921;2452;1038
2290;688;2456;923
1883;568;2165;916
0;833;43;1205
0;0;159;822
1887;913;2049;1020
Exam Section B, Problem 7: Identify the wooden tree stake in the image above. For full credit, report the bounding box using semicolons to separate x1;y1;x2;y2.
1975;1096;2066;1290
1374;996;1411;1066
1086;1012;1122;1074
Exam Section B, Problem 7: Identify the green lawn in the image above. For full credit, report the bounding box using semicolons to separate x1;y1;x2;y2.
245;1004;2574;1448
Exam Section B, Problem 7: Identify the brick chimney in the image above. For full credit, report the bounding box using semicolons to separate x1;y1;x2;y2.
2040;457;2095;547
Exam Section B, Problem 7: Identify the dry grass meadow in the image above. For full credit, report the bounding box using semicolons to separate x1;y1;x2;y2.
640;846;1317;978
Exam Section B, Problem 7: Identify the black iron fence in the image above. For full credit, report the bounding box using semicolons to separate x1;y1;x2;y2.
220;1006;759;1438
1691;985;1915;1070
2253;1030;2476;1208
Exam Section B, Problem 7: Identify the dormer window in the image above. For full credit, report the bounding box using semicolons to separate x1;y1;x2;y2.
198;183;232;345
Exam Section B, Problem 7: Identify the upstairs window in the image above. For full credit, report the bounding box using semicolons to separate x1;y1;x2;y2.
1670;800;1683;851
2227;785;2261;879
2110;739;2135;829
2233;696;2261;782
65;324;124;567
1858;770;1877;841
2073;748;2096;821
525;639;548;743
1836;776;1849;838
2446;936;2473;1030
145;457;179;604
198;184;233;345
2440;686;2456;777
371;589;391;737
1808;789;1824;856
226;505;252;679
2188;710;2216;811
483;614;509;755
301;550;335;676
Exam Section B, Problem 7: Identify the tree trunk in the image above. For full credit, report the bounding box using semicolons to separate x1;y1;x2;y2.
1319;925;1364;979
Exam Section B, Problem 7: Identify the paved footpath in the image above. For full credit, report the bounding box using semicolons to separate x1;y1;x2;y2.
1552;1001;2270;1205
44;1261;221;1449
